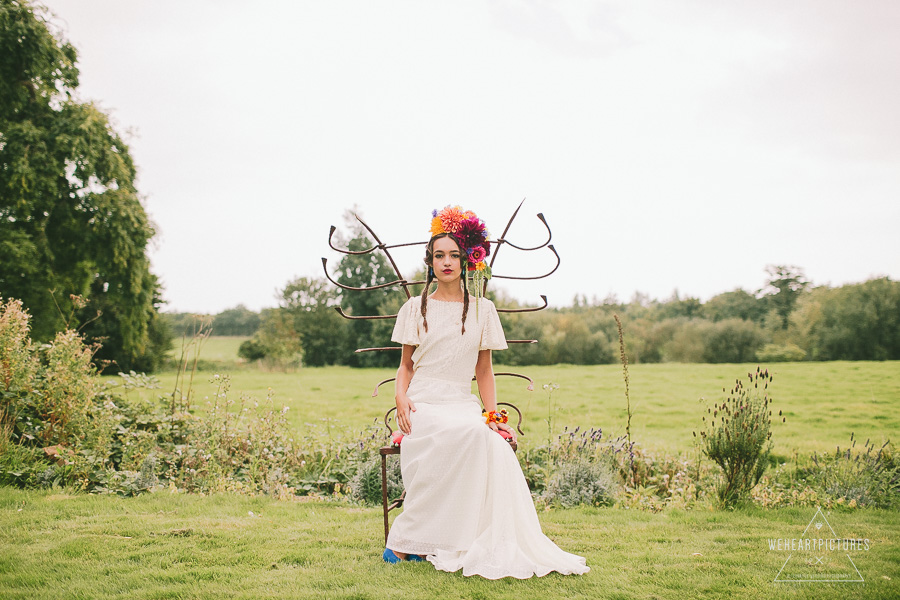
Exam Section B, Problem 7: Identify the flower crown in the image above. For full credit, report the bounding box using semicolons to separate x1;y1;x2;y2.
429;205;493;311
429;205;491;272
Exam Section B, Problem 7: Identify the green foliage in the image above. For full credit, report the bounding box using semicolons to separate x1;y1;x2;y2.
0;0;168;372
794;278;900;360
702;289;767;323
701;318;766;363
756;342;806;362
333;215;406;368
211;304;260;336
541;459;618;507
348;454;403;506
761;265;809;329
277;277;345;367
696;367;779;506
806;434;899;508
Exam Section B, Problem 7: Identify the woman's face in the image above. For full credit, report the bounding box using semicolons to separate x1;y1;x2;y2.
431;236;463;283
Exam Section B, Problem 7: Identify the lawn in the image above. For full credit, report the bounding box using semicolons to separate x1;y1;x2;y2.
2;487;898;599
118;338;900;459
9;341;891;598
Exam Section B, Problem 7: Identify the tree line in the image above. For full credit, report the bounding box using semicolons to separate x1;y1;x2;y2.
167;240;900;367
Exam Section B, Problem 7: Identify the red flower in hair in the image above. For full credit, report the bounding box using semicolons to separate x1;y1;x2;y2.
455;217;487;252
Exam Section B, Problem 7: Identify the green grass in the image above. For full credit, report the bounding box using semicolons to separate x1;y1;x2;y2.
166;335;251;363
8;342;900;597
116;343;900;459
1;487;897;599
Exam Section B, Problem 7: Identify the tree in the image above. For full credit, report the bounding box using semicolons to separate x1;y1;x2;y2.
212;304;260;336
0;1;169;371
761;265;809;329
332;212;405;367
702;289;767;323
795;278;900;360
279;276;346;367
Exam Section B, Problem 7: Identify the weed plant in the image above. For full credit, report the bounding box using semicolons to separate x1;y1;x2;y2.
696;366;781;506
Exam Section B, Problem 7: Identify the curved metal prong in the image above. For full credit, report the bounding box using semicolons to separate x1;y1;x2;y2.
356;340;535;353
497;296;548;313
491;245;560;280
494;372;536;392
322;257;408;291
334;307;397;321
328;225;380;255
354;214;412;299
373;378;396;397
497;213;552;251
372;371;535;396
496;401;526;436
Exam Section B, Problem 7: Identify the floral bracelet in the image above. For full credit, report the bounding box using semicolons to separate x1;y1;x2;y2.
482;409;509;425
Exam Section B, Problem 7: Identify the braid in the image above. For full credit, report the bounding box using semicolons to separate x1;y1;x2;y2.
461;285;469;335
420;268;434;332
422;232;471;336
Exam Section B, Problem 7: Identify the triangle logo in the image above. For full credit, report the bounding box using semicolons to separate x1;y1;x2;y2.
772;507;866;583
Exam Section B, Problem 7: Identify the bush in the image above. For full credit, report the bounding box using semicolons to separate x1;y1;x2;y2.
806;435;899;508
696;366;781;506
542;459;618;507
348;455;403;506
756;343;806;362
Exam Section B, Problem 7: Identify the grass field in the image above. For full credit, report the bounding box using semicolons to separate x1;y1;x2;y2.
122;336;900;459
2;486;898;600
4;338;896;598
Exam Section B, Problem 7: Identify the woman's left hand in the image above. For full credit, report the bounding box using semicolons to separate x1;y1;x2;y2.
489;421;517;444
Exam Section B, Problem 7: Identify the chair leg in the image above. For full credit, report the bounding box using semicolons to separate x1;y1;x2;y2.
381;453;390;545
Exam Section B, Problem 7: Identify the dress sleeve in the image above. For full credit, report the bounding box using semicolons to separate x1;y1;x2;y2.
479;300;508;351
391;298;420;346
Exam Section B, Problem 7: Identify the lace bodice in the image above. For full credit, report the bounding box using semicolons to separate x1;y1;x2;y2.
392;295;507;388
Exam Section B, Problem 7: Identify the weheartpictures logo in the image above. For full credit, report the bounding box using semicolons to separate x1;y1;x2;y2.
769;507;869;583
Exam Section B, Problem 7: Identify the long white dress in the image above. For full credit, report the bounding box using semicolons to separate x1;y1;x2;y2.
386;295;589;579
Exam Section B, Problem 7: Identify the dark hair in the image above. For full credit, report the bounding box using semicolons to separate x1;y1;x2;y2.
420;233;470;335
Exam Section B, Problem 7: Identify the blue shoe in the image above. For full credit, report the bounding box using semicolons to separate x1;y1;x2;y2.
383;548;401;564
405;554;425;562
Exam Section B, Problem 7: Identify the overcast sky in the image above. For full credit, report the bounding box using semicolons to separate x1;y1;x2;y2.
41;0;900;314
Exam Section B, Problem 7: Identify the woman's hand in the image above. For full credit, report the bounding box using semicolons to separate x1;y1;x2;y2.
395;394;416;435
489;420;517;444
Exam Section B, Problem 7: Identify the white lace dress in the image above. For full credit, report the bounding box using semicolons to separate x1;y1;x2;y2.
386;295;589;579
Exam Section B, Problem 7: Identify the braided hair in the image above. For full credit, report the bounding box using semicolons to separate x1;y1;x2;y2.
420;233;470;335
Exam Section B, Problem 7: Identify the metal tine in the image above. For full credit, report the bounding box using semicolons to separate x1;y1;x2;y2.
321;258;408;291
372;372;535;397
497;213;553;251
353;213;413;300
355;340;537;352
491;244;560;280
335;295;549;321
328;225;429;255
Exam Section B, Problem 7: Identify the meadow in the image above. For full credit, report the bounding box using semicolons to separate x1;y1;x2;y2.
2;337;898;599
145;336;900;459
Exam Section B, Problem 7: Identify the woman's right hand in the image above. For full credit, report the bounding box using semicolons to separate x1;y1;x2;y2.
395;394;416;435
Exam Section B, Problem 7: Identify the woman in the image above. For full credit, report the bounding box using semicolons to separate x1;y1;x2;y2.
383;206;589;579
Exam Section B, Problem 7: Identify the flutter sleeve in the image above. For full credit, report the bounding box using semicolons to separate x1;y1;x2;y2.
479;300;508;351
391;297;421;346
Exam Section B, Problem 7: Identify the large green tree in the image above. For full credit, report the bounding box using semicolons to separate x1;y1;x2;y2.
333;213;405;367
0;0;169;371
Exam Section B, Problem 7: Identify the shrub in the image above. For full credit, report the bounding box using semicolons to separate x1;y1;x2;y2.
806;435;899;508
542;459;618;507
756;343;806;362
348;455;403;506
696;366;781;506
